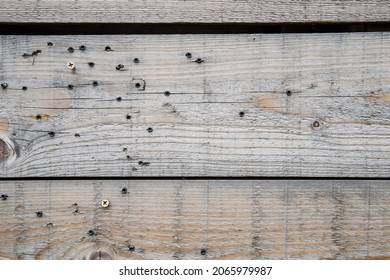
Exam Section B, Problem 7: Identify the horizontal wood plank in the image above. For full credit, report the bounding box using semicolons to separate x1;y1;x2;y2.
0;33;390;177
0;180;389;260
1;0;389;24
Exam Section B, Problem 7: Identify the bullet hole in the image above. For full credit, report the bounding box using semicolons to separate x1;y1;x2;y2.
67;84;74;90
147;127;153;133
48;131;55;137
1;83;8;89
105;46;112;52
46;223;53;227
67;47;74;53
74;133;80;138
133;58;139;63
88;62;95;67
116;64;124;70
22;86;28;91
195;58;204;64
123;148;128;152
1;194;8;201
92;81;98;86
135;83;141;88
312;121;320;128
286;90;292;96
36;211;43;217
116;96;122;102
126;155;131;160
164;91;171;96
47;42;53;47
128;245;135;251
138;161;150;166
88;230;96;236
239;111;245;117
200;249;207;255
126;114;131;120
132;167;138;171
79;45;86;51
36;114;42;120
185;52;192;58
121;187;128;194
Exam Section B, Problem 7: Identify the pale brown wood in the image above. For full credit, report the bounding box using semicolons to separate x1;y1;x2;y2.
0;33;389;177
0;180;389;260
0;0;389;24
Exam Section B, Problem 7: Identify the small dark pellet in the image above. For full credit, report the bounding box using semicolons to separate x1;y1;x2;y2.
116;64;124;70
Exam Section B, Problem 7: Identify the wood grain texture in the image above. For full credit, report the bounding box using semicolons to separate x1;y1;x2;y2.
0;33;390;177
0;0;389;24
0;180;389;260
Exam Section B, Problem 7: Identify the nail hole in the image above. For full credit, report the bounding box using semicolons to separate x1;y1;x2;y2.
88;62;95;67
121;187;128;194
88;230;95;236
312;121;320;128
135;83;141;88
116;64;124;70
286;90;292;96
164;91;171;96
116;97;122;102
67;47;74;53
92;81;98;86
35;114;42;120
67;84;74;90
47;42;53;47
1;194;8;201
126;114;131;120
1;83;8;89
22;86;28;91
147;127;153;133
74;133;80;138
128;245;135;251
239;111;245;117
185;52;192;58
133;58;139;63
200;249;207;255
105;46;111;52
79;45;86;51
48;131;55;137
36;211;43;217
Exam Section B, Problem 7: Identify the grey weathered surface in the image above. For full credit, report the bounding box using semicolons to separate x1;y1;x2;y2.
0;33;389;177
0;180;389;260
1;0;389;24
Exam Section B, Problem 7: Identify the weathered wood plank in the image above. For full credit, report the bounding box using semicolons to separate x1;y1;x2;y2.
0;180;389;260
0;0;389;24
0;33;390;177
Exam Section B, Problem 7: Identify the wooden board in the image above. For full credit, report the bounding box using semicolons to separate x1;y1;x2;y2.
1;0;389;24
0;33;390;177
0;180;389;260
